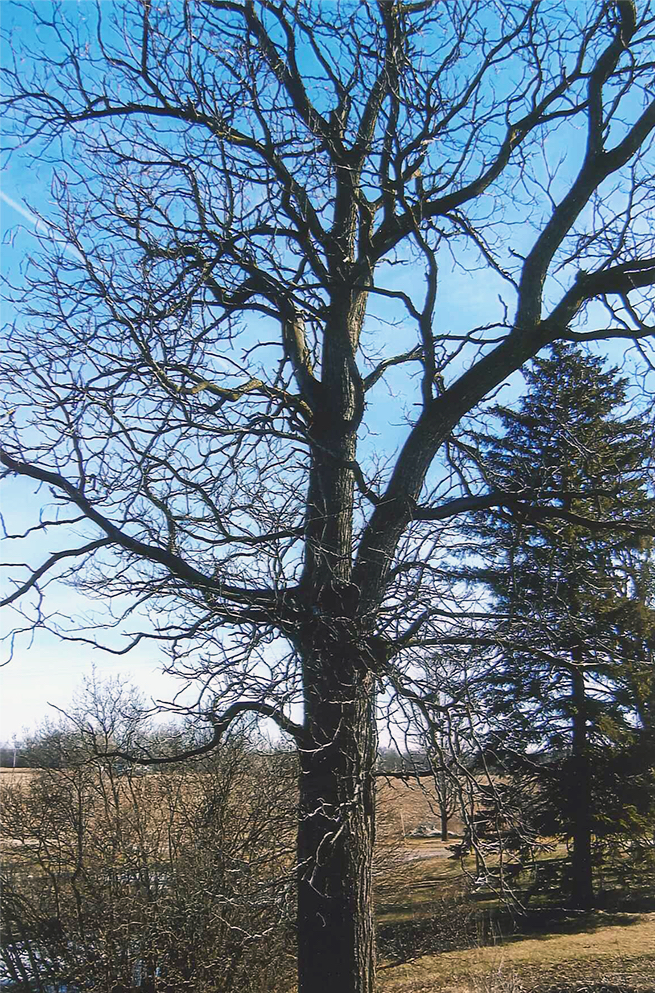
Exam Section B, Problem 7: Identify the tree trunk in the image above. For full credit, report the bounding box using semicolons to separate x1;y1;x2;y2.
439;795;449;841
570;668;594;910
297;652;377;993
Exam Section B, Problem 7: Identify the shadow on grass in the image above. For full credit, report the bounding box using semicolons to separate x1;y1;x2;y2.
377;904;485;965
537;987;655;993
506;906;646;942
378;897;654;966
377;845;655;969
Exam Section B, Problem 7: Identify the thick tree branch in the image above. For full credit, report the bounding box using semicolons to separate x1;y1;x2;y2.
0;450;279;615
548;257;655;330
414;487;655;533
105;699;307;765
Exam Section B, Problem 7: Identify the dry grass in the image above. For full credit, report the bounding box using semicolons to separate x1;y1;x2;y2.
0;768;38;785
375;840;471;923
378;912;655;992
374;779;655;992
5;768;654;992
377;778;466;841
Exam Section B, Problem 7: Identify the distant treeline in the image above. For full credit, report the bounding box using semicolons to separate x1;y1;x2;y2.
0;745;29;768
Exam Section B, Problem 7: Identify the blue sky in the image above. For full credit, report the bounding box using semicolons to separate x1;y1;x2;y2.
1;0;652;746
0;152;189;742
0;3;195;740
0;36;510;744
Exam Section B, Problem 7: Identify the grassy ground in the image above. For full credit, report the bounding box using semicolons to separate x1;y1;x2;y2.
374;832;655;990
373;778;655;993
378;910;655;992
4;769;654;991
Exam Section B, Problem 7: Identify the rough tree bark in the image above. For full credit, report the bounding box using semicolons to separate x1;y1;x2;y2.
297;652;377;993
439;800;450;843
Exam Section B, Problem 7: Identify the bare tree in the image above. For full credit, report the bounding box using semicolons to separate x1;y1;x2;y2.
1;2;654;990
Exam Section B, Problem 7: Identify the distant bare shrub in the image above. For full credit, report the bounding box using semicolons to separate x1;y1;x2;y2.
1;686;297;992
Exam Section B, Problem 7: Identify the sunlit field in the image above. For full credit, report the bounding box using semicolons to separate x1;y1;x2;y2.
3;767;654;992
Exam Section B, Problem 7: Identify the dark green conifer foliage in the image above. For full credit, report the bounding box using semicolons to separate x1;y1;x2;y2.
464;342;655;909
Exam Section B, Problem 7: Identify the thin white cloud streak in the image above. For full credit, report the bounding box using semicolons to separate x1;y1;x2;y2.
0;190;85;262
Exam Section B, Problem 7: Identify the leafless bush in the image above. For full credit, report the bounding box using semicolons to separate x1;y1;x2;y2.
1;696;297;992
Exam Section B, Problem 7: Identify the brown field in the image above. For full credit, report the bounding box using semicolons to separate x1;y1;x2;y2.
0;767;38;783
377;777;466;841
3;767;654;992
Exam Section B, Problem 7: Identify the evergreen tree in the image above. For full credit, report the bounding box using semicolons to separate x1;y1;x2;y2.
463;342;655;909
